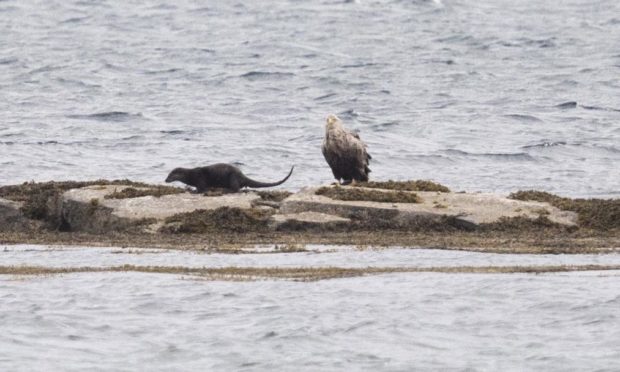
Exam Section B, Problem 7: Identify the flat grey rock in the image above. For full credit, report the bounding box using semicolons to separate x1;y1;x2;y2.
61;185;261;233
271;211;350;229
0;198;31;231
280;186;578;228
55;184;579;234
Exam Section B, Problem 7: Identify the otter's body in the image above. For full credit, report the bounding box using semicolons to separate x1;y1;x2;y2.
165;163;294;192
321;114;371;184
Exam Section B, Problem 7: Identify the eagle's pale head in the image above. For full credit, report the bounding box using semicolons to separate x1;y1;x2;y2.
325;114;342;132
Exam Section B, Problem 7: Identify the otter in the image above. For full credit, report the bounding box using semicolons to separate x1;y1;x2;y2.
165;163;294;193
321;114;371;184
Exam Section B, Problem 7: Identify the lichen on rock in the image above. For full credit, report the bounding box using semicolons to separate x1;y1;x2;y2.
160;207;275;234
509;190;620;231
316;185;420;203
355;180;450;193
104;186;184;200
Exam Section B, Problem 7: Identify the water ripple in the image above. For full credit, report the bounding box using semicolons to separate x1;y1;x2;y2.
0;259;619;371
555;101;577;109
582;105;620;113
0;0;618;197
503;114;543;123
0;57;18;65
444;149;536;161
239;71;295;81
66;112;144;122
522;141;567;149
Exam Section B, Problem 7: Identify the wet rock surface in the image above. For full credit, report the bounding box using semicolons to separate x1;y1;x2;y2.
60;185;262;233
0;180;617;252
56;184;580;234
0;198;30;231
282;186;578;229
271;211;351;231
0;183;584;234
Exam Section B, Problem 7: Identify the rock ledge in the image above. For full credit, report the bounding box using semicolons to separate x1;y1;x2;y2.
53;184;579;233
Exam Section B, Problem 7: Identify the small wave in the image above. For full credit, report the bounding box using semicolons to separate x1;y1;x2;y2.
149;3;177;10
427;58;455;65
504;114;543;122
143;68;181;75
57;78;102;89
0;132;20;138
526;38;555;48
582;105;620;112
60;16;90;24
444;149;535;161
261;331;277;339
314;93;337;101
239;71;294;81
29;65;63;75
591;144;620;154
370;121;399;131
288;134;322;142
121;135;144;141
555;101;577;109
102;61;126;71
67;112;143;122
522;141;566;149
36;141;59;145
0;141;14;145
430;100;457;109
338;109;359;119
322;0;358;4
0;4;18;12
436;34;473;44
160;130;186;135
343;320;376;333
0;57;17;65
499;37;556;48
341;62;380;69
560;79;579;87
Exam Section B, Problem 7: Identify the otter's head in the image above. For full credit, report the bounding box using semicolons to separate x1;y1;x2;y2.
165;167;188;183
325;114;343;132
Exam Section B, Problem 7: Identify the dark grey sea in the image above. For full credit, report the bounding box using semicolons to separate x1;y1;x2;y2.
1;0;619;196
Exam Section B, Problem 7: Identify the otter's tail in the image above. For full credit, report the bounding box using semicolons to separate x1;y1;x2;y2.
243;166;294;189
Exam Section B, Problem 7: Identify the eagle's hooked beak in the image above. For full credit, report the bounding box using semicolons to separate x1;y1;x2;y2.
326;114;339;126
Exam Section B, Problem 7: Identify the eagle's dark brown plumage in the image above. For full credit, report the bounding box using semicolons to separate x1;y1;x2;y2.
321;114;371;184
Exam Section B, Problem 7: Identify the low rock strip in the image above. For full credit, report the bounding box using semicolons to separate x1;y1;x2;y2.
48;184;580;233
281;186;578;228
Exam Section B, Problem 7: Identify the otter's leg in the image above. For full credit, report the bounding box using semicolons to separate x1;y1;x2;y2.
228;177;241;193
341;179;352;185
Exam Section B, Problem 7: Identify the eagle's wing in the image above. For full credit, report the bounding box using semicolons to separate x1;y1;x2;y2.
322;138;343;180
346;130;371;170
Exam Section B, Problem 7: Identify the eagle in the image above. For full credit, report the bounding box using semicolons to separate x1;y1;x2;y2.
321;114;371;184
